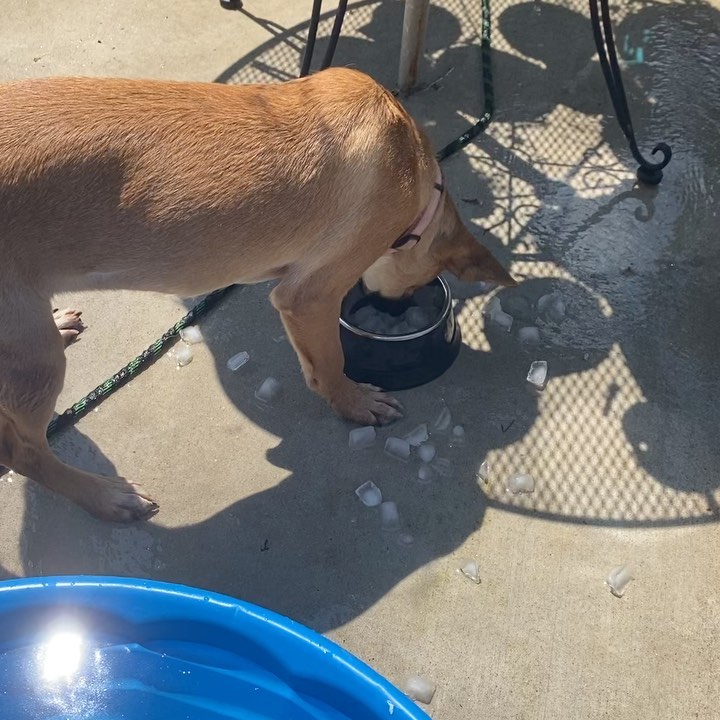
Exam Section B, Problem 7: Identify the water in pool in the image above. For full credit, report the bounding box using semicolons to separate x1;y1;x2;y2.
0;625;351;719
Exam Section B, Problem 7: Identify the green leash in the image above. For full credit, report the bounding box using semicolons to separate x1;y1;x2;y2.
47;287;234;437
437;0;493;161
47;0;495;438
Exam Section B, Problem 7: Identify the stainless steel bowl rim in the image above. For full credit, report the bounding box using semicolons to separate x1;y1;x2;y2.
339;276;453;342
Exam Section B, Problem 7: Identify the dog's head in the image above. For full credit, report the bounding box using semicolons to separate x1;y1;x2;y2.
362;189;515;298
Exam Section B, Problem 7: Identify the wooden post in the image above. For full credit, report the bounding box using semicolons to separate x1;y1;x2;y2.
398;0;431;95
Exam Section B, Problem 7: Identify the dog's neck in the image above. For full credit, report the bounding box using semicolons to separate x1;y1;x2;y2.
391;167;445;251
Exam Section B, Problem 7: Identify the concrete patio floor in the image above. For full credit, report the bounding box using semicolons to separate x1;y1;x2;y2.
2;0;719;717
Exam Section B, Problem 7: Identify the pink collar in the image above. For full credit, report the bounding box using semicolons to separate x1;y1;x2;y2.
391;167;445;250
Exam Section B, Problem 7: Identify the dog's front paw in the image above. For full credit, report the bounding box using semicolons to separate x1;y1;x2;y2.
332;382;403;426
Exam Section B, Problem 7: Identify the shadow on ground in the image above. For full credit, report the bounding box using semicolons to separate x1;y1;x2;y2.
217;0;720;526
14;0;720;631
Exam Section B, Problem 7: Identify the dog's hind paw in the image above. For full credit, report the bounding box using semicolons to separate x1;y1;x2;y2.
82;476;159;523
53;307;85;346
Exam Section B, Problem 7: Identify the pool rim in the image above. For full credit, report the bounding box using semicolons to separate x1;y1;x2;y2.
0;575;431;720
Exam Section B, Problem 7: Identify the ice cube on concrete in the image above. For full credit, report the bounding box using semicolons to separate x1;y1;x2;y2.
606;565;634;597
484;297;500;315
450;425;465;447
506;473;535;494
484;297;513;332
478;461;491;483
417;464;434;484
355;481;383;507
404;424;429;447
175;344;193;368
226;351;250;371
179;325;204;344
537;292;556;314
538;292;566;322
349;426;377;449
380;501;401;531
405;675;436;705
518;326;541;345
432;458;452;477
432;405;452;434
397;533;414;547
492;309;514;331
458;559;481;584
417;442;436;463
527;360;548;389
255;377;281;403
385;437;411;462
502;295;533;322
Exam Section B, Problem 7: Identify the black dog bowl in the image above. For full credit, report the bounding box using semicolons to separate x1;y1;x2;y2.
339;276;461;391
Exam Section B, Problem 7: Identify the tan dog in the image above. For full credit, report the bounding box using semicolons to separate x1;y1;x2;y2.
0;68;512;522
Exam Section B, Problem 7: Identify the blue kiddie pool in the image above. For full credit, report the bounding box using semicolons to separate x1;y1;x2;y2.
0;577;431;720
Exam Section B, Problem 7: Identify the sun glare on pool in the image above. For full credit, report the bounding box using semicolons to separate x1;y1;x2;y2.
38;631;85;682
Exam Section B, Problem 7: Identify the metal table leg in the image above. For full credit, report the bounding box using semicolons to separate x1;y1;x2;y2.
398;0;431;94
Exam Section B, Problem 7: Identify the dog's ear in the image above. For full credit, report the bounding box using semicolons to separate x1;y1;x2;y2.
445;235;516;286
432;194;516;285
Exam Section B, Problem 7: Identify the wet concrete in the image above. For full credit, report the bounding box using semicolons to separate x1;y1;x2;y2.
1;0;720;717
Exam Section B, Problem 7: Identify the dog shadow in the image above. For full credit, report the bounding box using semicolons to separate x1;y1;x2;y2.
197;0;720;545
18;276;606;631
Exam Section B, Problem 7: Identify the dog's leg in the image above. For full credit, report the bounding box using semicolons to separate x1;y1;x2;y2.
0;295;157;521
271;279;403;425
52;307;85;346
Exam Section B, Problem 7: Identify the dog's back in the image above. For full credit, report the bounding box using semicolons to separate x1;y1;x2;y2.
0;68;432;295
